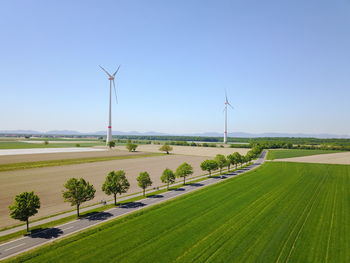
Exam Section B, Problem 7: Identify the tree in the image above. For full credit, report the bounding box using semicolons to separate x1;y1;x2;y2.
227;154;235;171
200;160;218;177
159;144;173;154
126;143;138;152
9;192;40;233
176;162;193;185
137;172;153;196
232;152;242;169
108;140;116;149
215;154;227;174
160;168;176;189
44;140;49;145
102;170;130;205
63;178;96;217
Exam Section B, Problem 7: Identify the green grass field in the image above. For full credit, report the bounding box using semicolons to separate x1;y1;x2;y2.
0;141;105;149
267;149;341;160
0;153;163;172
6;162;350;263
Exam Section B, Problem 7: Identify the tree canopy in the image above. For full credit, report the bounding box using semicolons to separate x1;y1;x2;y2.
161;168;176;189
137;172;153;196
200;160;218;176
63;178;96;217
175;162;193;185
214;154;228;174
102;170;130;205
126;143;138;152
9;191;40;232
159;144;173;154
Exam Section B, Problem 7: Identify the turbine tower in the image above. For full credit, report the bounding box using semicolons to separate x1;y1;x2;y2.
223;91;233;144
99;65;120;145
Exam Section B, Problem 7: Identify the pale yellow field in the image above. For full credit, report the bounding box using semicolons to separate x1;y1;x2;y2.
0;149;144;165
116;144;249;157
0;154;207;228
274;151;350;164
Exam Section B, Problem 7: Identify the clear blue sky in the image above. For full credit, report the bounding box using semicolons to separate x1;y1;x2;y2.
1;0;349;135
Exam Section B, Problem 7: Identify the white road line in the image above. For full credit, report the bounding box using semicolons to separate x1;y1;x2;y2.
61;226;74;231
4;243;26;251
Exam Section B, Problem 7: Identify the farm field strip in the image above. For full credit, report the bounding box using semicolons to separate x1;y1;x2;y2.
0;154;208;228
273;151;350;165
3;161;349;263
267;149;341;160
0;153;163;172
0;142;105;150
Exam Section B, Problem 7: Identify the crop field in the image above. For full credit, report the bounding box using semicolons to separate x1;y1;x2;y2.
0;154;207;228
116;144;249;157
7;162;350;263
0;141;104;149
274;151;350;165
267;149;341;160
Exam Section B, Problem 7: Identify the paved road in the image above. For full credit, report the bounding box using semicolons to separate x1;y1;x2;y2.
0;151;266;261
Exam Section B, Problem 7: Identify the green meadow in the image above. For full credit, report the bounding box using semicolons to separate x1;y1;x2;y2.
267;149;341;160
7;162;350;263
0;141;105;149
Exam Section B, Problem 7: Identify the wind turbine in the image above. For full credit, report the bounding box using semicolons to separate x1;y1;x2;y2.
223;91;233;144
99;65;120;145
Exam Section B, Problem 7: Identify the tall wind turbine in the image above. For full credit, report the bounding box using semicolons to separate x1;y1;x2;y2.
223;91;233;144
99;65;120;145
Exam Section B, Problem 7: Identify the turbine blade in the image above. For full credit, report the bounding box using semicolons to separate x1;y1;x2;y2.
228;102;234;109
99;65;112;78
112;79;118;104
113;65;121;77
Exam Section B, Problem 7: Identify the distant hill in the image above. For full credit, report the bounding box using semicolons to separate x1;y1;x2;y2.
0;130;349;139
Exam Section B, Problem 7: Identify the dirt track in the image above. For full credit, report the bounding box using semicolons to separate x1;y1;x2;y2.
274;151;350;164
0;154;207;228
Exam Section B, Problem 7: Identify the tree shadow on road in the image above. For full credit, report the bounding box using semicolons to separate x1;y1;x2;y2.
29;228;63;239
147;194;164;198
120;202;145;209
189;183;204;187
170;187;185;191
84;212;113;221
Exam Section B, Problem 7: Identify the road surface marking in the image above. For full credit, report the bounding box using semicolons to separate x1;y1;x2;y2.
62;226;74;231
4;243;26;251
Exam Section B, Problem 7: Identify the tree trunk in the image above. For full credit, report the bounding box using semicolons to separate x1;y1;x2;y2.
209;170;211;177
220;168;222;174
26;218;29;233
77;204;80;217
143;188;145;196
114;193;117;206
183;177;186;185
167;181;169;190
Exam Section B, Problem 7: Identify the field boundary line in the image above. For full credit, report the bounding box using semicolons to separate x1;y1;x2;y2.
325;183;337;263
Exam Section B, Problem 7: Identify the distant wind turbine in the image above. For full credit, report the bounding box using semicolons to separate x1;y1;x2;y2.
223;91;233;144
99;65;120;145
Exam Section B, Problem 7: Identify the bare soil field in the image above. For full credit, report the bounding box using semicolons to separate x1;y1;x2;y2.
0;154;207;228
0;149;142;165
116;144;249;157
274;151;350;164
